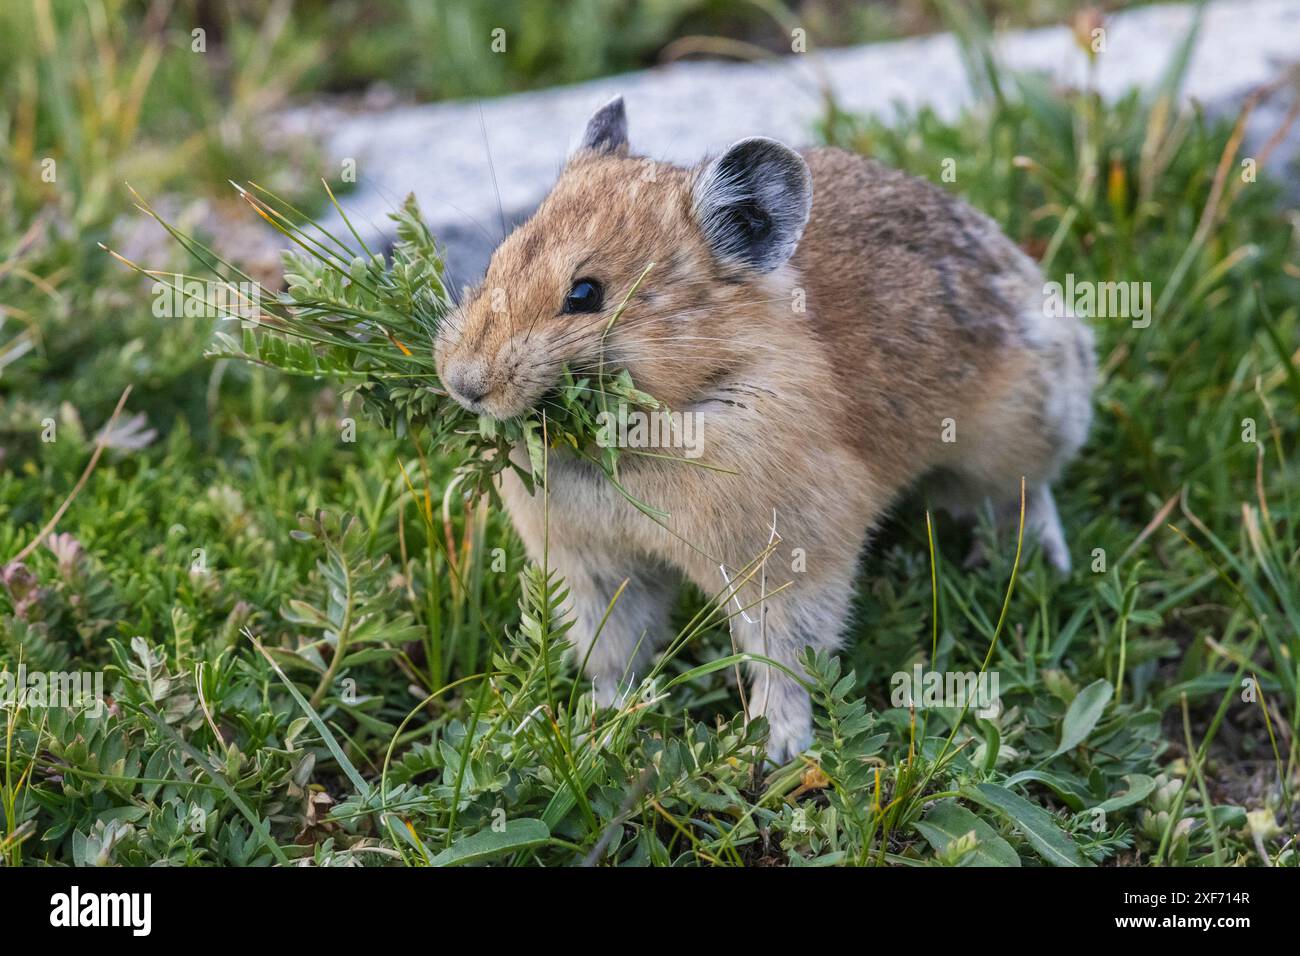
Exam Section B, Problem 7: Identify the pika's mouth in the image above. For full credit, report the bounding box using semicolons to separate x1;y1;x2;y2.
440;349;578;422
444;385;489;416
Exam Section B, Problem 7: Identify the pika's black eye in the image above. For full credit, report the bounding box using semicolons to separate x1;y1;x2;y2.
563;279;603;314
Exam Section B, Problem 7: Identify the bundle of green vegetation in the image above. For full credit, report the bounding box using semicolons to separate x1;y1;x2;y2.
115;184;660;511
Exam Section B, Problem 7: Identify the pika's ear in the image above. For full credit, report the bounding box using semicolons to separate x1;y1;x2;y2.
692;137;812;273
574;96;629;156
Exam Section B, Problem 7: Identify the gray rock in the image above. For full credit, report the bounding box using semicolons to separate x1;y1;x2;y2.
278;0;1300;287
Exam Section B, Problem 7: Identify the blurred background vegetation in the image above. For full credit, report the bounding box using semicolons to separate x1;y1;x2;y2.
274;0;1141;98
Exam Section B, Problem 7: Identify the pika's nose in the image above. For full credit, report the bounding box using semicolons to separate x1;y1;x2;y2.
458;384;488;403
445;359;490;405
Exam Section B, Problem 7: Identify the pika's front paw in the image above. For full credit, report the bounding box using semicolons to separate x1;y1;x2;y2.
591;673;640;710
763;714;813;765
591;678;622;710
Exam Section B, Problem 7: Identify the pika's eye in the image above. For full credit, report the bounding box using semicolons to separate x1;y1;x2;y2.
563;279;604;314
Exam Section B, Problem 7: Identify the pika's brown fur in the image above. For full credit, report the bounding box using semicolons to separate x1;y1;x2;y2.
435;98;1094;760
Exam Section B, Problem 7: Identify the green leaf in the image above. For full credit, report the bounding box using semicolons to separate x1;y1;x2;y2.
914;800;1020;866
523;418;545;481
429;819;550;867
1002;770;1090;811
961;783;1090;867
976;718;1000;774
1053;678;1114;756
1094;774;1157;814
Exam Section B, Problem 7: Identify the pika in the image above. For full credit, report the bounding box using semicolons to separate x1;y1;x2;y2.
435;97;1094;761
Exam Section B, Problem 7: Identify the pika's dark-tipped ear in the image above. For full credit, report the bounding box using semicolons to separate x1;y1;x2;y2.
575;96;628;155
692;137;812;273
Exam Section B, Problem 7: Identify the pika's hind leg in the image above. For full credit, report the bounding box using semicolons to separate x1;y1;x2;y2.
959;484;1070;571
1025;484;1069;571
932;302;1093;571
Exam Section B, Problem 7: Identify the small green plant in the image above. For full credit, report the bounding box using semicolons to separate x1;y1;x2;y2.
107;185;666;516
